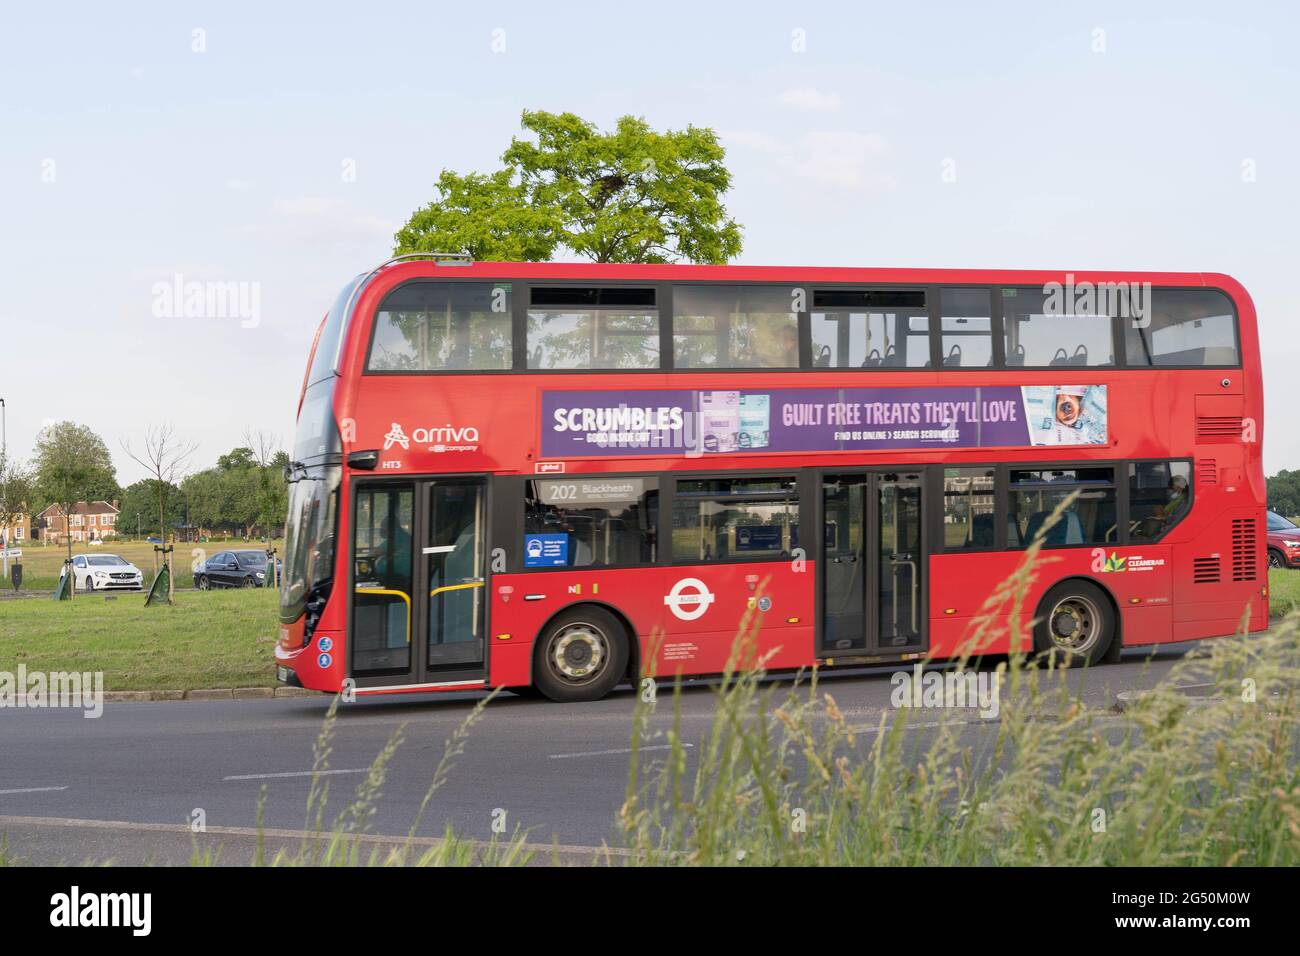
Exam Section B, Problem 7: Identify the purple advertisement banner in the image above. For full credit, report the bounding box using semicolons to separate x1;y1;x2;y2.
541;385;1107;458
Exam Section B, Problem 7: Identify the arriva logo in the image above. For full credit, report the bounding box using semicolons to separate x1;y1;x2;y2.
412;424;480;445
383;423;410;450
382;422;480;451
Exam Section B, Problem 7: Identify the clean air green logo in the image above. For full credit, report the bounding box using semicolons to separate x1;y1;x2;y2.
1091;548;1127;573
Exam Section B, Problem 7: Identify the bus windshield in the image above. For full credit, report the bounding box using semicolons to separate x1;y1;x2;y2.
280;466;340;622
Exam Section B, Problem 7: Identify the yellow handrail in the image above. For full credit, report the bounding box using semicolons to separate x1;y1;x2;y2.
429;581;484;598
353;581;485;647
354;587;411;644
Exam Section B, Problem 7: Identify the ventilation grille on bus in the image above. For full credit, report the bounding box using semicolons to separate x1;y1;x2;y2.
1231;518;1258;582
1193;557;1220;584
1196;416;1243;441
1197;460;1217;485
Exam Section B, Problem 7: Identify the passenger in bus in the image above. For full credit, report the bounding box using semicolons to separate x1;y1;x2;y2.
1159;474;1190;524
374;514;412;582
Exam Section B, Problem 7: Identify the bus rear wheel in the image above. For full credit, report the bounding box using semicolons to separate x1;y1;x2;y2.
1033;580;1115;667
533;607;629;703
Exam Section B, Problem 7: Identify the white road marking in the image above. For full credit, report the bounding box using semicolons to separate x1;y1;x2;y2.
222;768;370;781
0;786;69;795
548;743;693;760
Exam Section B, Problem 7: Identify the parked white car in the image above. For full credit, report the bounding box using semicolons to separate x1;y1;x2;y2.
61;554;145;592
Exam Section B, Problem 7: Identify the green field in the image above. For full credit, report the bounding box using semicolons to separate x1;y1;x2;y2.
1269;566;1300;615
0;588;279;690
5;538;284;590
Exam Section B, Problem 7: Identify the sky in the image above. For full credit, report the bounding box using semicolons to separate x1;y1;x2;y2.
0;1;1296;483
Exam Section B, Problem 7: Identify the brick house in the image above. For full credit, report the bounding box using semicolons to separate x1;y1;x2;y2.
37;500;121;544
0;512;30;549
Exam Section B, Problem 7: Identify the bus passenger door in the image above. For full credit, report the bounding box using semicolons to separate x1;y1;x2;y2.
820;471;927;655
876;473;924;651
349;478;487;688
422;479;486;673
351;483;416;677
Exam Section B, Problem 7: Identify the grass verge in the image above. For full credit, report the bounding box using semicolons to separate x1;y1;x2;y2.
0;588;277;690
1269;566;1300;615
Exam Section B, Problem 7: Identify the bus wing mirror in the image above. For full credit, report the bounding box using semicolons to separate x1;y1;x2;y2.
348;450;380;470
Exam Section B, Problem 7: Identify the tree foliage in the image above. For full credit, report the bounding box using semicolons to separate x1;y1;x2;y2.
0;456;35;541
1267;470;1300;518
118;479;185;537
394;110;743;264
180;438;288;538
33;421;118;560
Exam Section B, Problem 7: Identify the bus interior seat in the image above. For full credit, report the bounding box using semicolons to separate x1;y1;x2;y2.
570;537;593;566
971;512;995;547
942;345;963;367
815;345;832;368
862;348;883;368
1068;344;1089;366
1048;348;1071;366
1006;344;1026;367
1022;510;1085;545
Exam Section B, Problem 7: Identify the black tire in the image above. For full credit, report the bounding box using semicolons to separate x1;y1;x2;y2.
241;575;256;588
1033;579;1116;667
532;606;629;703
197;575;210;591
82;574;94;593
1268;549;1286;569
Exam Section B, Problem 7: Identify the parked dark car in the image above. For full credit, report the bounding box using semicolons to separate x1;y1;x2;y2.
1267;511;1300;569
195;549;282;589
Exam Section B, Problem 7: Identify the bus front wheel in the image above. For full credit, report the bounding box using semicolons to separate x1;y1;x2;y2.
1033;580;1115;667
533;607;629;703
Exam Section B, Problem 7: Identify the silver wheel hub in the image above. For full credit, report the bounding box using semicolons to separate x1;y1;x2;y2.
551;625;606;680
1049;596;1100;651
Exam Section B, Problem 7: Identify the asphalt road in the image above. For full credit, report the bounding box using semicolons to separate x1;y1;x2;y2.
0;643;1206;865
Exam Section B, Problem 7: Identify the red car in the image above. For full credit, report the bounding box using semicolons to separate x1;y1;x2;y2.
1267;511;1300;569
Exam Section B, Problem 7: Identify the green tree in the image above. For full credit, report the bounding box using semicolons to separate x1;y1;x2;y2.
118;479;185;538
1267;469;1300;518
33;421;117;565
0;455;36;579
244;431;289;541
395;110;743;265
217;447;257;471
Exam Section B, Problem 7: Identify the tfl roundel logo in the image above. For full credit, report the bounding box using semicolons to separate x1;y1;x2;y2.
663;577;716;622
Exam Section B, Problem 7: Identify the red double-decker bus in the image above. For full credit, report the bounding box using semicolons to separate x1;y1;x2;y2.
276;257;1266;701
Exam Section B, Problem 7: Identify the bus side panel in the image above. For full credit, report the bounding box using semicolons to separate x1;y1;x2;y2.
929;546;1176;657
488;563;816;688
1170;490;1268;639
